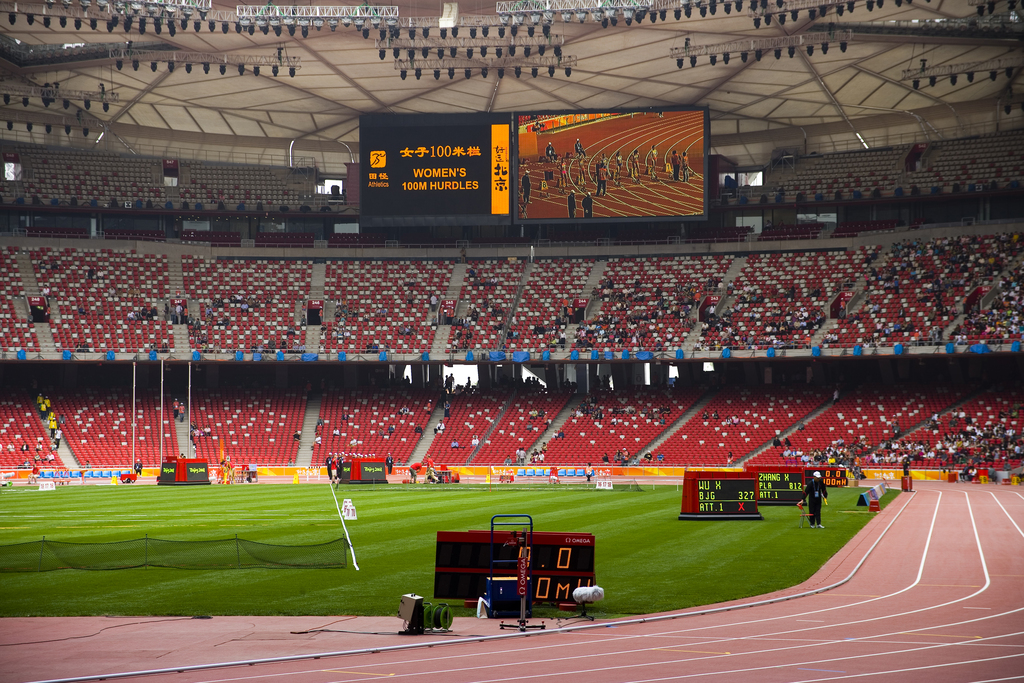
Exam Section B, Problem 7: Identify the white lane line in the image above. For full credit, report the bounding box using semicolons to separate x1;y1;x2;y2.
990;491;1024;539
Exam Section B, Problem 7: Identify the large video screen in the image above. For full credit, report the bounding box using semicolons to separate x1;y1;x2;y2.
359;113;511;226
513;108;707;223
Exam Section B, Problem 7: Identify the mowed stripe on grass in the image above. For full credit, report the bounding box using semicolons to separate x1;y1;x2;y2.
0;484;893;617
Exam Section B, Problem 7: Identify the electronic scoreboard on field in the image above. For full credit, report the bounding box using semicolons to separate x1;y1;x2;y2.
747;466;805;505
805;467;849;488
359;113;511;226
679;472;762;520
433;530;595;604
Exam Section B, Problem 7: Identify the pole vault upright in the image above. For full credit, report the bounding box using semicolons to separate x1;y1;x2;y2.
159;357;164;463
131;360;136;469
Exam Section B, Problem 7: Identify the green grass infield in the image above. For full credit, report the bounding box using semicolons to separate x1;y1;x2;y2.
0;483;896;618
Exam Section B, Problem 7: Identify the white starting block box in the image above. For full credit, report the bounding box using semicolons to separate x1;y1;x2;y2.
342;498;357;520
595;480;614;490
38;481;56;491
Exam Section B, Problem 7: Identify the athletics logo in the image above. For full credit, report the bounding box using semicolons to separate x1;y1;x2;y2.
370;151;386;168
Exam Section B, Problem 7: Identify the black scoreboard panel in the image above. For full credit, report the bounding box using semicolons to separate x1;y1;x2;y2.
805;467;849;488
697;478;758;514
434;530;595;604
359;113;511;226
757;471;805;504
679;475;762;520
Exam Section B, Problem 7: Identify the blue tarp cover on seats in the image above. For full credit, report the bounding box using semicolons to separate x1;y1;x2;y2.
512;351;530;363
970;344;991;354
302;353;319;361
636;351;653;360
489;351;507;361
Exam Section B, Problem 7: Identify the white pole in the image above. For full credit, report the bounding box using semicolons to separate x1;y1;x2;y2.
187;360;192;457
159;357;164;462
132;361;136;469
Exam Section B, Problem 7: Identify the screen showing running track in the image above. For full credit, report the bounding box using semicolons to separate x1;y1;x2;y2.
513;108;708;223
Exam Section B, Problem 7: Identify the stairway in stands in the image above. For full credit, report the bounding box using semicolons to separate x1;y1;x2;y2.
430;263;467;356
406;401;446;465
174;404;192;457
739;394;834;464
642;388;718;455
305;262;326;353
167;255;190;353
32;403;80;468
14;249;55;354
295;391;322;467
811;250;890;347
532;394;585;449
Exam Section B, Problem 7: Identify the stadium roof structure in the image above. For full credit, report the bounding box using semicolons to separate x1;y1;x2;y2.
0;0;1021;170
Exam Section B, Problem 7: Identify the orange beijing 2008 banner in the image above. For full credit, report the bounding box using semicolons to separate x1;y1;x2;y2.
491;123;510;215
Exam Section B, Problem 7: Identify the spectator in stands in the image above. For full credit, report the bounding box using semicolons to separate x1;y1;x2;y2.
450;439;460;449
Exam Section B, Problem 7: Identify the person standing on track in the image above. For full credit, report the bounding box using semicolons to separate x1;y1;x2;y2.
802;471;828;528
567;189;577;218
574;138;586;162
582;191;594;219
521;168;532;205
671;150;681;182
596;160;608;196
629;149;642;185
649;145;659;182
614;151;623;187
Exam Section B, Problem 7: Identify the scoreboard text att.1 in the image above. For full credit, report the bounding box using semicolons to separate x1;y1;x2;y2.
679;474;763;520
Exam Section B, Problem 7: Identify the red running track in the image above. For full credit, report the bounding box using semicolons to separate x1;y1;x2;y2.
2;480;1023;683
